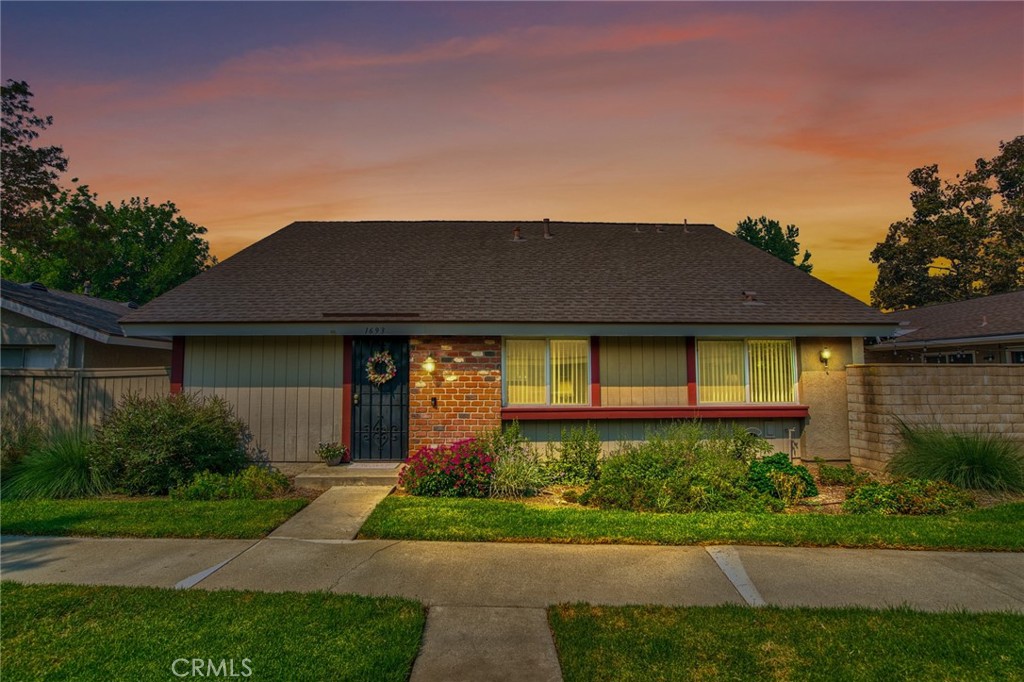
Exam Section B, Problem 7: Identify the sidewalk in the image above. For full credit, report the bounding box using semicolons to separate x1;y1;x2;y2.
4;487;1023;682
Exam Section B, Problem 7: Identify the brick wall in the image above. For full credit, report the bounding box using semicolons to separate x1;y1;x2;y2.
847;364;1024;472
408;336;503;455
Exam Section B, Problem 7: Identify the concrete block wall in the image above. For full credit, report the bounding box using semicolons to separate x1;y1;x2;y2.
408;336;503;455
847;364;1024;472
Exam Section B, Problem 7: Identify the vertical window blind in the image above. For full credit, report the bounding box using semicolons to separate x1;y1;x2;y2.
505;338;589;406
698;339;795;404
748;339;794;403
506;339;548;405
697;340;746;403
550;339;589;405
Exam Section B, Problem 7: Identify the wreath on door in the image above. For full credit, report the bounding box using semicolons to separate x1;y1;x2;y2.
366;350;397;386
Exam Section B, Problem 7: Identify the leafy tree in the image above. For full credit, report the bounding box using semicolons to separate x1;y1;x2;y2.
1;80;68;244
870;137;1024;310
2;184;216;304
734;216;813;273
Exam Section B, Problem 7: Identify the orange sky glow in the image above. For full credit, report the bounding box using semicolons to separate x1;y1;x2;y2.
2;2;1021;303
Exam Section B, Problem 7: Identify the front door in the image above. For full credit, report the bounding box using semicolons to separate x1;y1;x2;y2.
351;337;409;461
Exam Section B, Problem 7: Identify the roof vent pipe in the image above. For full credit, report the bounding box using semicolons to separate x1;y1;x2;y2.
543;218;553;239
512;226;524;242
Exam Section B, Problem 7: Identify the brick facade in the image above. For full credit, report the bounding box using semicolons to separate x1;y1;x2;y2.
408;336;503;455
847;364;1024;472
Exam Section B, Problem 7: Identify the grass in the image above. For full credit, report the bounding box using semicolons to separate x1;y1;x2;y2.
1;582;424;682
890;420;1024;492
359;495;1024;551
549;603;1024;682
1;429;109;499
0;496;309;539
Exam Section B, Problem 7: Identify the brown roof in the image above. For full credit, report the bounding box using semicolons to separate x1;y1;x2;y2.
872;290;1024;346
122;221;888;326
2;279;143;337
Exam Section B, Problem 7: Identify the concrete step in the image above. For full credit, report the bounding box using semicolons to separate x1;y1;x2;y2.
294;463;401;489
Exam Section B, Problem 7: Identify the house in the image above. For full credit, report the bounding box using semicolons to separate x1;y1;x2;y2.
866;290;1024;364
120;221;896;465
1;279;172;369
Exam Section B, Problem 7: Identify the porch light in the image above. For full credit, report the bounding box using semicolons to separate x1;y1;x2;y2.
819;347;832;369
422;355;437;374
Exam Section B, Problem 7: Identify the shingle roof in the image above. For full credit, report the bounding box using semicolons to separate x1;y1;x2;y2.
122;221;889;326
872;290;1024;346
1;279;145;337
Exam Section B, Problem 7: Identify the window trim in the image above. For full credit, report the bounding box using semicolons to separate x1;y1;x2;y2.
502;337;592;407
696;337;798;405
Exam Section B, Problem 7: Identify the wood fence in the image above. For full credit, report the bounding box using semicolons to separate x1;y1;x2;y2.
1;367;170;432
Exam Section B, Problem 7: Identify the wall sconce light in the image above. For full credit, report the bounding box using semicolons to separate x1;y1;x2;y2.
422;355;436;374
819;347;832;372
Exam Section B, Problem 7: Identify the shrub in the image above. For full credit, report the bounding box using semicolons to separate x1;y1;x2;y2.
483;422;546;499
816;460;873;488
747;453;818;499
315;442;350;464
170;466;291;500
888;420;1024;492
90;393;252;495
582;423;782;513
399;438;493;498
1;411;46;474
2;430;109;499
767;470;806;506
548;424;602;485
843;479;976;515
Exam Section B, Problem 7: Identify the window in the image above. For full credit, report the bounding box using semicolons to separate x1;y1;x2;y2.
697;339;795;404
924;352;974;364
505;338;589;406
1010;349;1024;364
0;345;55;369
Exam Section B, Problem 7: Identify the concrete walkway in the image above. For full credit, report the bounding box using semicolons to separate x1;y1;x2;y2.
4;491;1024;681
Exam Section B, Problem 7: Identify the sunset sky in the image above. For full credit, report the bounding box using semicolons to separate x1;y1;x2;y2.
2;2;1021;302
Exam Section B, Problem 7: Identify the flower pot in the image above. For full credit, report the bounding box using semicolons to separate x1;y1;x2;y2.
324;456;344;467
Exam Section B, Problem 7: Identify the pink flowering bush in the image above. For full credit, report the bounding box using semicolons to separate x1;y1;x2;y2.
399;438;494;497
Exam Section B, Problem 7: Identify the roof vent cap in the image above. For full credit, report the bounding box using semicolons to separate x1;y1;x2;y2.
28;282;48;292
126;301;139;309
742;290;758;302
512;226;525;242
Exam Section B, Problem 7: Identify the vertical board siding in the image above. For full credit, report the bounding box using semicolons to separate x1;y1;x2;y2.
599;337;688;406
184;336;343;463
1;368;169;431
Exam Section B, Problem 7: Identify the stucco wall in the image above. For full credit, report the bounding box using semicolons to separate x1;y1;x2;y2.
847;364;1024;472
796;337;859;462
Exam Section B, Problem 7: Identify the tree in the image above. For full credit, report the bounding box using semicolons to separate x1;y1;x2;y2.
870;137;1024;310
734;216;813;273
1;184;216;304
1;80;68;244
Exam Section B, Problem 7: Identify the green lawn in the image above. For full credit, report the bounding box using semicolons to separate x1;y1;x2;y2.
550;604;1024;682
0;497;309;539
359;496;1024;551
1;582;424;682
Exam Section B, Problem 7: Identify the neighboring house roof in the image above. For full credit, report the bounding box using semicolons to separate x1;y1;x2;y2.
1;279;170;348
122;221;891;332
869;290;1024;350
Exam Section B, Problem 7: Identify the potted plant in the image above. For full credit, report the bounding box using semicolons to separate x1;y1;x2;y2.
316;442;350;466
